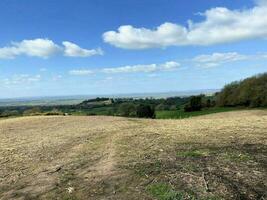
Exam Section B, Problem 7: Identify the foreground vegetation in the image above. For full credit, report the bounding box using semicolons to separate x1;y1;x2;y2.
0;110;266;199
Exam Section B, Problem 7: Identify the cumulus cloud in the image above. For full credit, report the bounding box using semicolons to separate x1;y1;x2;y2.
3;74;41;85
0;39;61;59
62;41;103;57
69;69;94;75
193;52;248;67
103;1;267;49
102;61;180;73
0;38;102;59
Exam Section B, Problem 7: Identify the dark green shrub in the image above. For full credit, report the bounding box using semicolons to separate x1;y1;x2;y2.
0;110;20;117
118;102;136;117
136;104;155;118
23;107;42;116
184;95;203;112
44;109;63;116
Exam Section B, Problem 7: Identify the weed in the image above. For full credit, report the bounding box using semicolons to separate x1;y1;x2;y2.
177;150;210;158
147;183;189;200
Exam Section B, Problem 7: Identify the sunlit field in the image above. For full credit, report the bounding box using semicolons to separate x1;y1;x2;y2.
1;110;266;200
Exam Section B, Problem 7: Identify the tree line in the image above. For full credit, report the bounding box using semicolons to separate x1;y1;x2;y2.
216;73;267;107
1;73;266;119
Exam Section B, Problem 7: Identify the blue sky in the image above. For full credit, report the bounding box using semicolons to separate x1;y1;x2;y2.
0;0;267;98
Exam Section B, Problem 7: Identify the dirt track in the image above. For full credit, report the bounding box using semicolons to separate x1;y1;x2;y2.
0;110;267;199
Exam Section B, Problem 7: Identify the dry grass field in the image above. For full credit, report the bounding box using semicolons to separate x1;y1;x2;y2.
0;110;266;200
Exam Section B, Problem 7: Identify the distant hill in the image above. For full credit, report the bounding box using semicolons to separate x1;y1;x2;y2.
0;89;219;107
0;97;85;107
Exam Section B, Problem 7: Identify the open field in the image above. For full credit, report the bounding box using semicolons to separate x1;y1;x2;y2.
0;110;266;199
155;107;241;119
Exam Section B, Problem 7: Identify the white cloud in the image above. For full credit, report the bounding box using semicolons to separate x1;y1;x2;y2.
62;41;103;57
103;1;267;49
102;61;180;73
0;39;102;59
69;69;94;75
3;74;41;85
161;61;181;71
68;61;180;75
0;39;61;59
0;47;20;59
16;39;61;58
193;52;248;67
102;64;157;73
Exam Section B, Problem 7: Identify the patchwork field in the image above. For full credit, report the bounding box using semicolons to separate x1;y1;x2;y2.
0;110;266;200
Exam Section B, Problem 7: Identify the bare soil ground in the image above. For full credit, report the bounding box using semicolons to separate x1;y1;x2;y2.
0;110;266;200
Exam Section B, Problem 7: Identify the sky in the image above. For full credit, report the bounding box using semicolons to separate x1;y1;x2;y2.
0;0;267;98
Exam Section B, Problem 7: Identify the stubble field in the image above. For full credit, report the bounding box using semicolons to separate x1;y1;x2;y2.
0;110;266;199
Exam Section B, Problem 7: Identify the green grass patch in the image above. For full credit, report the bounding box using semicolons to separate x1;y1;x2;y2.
69;106;114;116
177;150;210;158
147;183;191;200
156;107;240;119
86;106;114;115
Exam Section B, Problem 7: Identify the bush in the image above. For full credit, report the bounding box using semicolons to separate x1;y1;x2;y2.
184;104;192;112
118;103;136;117
184;95;202;112
155;103;170;111
136;104;155;118
0;110;20;117
206;99;211;107
44;109;63;116
87;113;96;116
23;107;42;116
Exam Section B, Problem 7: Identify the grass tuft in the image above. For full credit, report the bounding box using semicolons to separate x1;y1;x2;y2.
176;150;210;158
147;183;187;200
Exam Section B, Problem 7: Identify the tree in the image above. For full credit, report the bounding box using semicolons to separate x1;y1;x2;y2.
206;99;211;107
184;95;203;112
0;110;19;117
23;107;42;116
136;104;155;118
118;103;136;117
216;73;267;107
155;103;170;111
